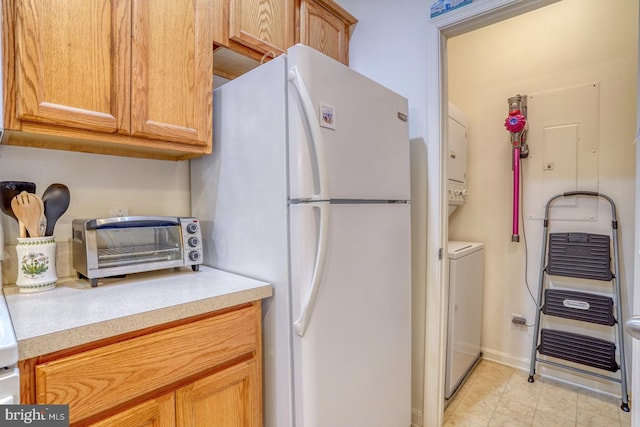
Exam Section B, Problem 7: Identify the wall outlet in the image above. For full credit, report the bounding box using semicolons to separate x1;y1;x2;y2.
511;313;527;330
109;208;129;218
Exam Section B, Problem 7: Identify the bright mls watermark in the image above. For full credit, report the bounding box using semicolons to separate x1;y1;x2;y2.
0;405;69;426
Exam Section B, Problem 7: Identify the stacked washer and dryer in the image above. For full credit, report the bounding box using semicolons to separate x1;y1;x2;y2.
445;104;485;399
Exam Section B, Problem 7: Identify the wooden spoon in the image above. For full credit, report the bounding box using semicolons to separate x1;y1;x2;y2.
16;219;26;238
11;191;44;238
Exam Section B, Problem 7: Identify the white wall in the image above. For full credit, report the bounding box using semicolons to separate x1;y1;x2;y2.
447;0;637;391
0;145;191;246
339;1;429;140
333;1;432;424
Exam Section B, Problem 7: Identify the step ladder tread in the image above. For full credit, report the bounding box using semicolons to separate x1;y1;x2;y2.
542;289;616;326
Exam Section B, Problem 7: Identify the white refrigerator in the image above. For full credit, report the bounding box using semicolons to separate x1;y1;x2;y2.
191;44;411;427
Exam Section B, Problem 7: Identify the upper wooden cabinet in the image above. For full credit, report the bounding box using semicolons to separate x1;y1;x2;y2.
11;0;130;136
212;0;296;78
2;0;213;160
298;0;356;66
215;0;295;57
131;1;213;146
213;0;356;79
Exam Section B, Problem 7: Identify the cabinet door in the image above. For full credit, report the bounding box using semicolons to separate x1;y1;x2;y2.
131;0;213;147
88;393;175;427
299;0;355;65
35;304;259;422
13;0;130;133
176;359;261;427
228;0;294;55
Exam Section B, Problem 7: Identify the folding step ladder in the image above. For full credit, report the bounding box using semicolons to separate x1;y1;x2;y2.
528;191;629;412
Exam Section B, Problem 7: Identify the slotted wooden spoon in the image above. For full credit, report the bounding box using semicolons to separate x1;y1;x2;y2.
11;191;44;238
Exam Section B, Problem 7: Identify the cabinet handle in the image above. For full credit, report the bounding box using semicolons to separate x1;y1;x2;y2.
261;51;277;64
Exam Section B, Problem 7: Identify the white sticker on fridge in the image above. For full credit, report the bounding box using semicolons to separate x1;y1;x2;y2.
320;104;336;130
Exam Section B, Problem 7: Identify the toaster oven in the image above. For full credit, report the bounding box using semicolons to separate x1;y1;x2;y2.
72;216;203;287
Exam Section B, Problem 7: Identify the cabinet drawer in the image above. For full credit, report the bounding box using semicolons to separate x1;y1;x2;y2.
35;303;260;422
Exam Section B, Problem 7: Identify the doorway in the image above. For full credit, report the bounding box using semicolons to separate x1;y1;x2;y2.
425;1;638;426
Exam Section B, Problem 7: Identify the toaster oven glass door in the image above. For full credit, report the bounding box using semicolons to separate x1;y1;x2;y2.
95;224;182;269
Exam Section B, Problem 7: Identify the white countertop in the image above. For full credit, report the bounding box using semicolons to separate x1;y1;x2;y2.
3;266;272;360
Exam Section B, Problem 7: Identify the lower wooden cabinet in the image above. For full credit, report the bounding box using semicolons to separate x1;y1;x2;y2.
18;302;263;426
88;393;176;427
86;359;261;427
176;359;261;427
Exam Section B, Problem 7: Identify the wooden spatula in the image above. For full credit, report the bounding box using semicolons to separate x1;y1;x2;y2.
11;191;44;238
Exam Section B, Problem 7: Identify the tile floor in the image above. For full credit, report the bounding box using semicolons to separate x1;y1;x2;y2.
443;360;631;426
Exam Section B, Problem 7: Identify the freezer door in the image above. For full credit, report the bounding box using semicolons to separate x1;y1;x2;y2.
287;45;410;201
289;202;411;427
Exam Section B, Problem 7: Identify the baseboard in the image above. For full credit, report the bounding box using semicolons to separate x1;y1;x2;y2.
480;347;530;371
481;346;626;398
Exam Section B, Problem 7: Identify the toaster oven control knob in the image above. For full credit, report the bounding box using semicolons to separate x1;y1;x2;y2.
186;223;199;234
189;251;201;262
188;237;200;248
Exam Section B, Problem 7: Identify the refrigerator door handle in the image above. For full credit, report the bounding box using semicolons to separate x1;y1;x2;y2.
293;202;330;336
288;66;329;201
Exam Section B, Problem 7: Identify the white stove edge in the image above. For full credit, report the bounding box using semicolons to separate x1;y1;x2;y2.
0;293;18;368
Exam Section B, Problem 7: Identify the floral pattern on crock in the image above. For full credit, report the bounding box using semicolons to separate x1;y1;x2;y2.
21;252;49;278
